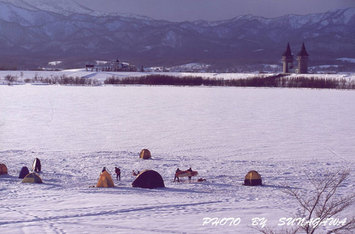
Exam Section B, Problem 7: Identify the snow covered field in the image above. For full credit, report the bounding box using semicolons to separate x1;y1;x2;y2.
1;85;354;233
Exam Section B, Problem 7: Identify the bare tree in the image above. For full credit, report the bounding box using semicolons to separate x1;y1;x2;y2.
256;226;299;234
256;170;354;234
284;170;355;234
5;74;18;83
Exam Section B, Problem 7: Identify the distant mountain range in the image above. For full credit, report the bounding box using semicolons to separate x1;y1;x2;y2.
0;0;354;70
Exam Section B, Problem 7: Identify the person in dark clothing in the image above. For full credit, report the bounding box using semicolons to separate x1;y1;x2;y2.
33;158;41;173
187;167;192;181
115;167;121;181
174;168;181;182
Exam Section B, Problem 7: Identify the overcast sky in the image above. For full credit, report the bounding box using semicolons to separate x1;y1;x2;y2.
81;0;355;21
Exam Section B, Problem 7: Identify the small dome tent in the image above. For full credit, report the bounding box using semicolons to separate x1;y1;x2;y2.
0;164;8;175
96;171;114;188
132;170;165;189
244;170;262;186
139;149;151;159
22;173;43;183
19;166;30;179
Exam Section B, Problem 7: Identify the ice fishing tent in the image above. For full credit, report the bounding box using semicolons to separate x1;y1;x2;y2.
132;170;165;189
0;163;8;175
32;158;41;172
96;171;114;188
19;166;30;179
244;170;262;186
22;173;43;183
139;149;151;159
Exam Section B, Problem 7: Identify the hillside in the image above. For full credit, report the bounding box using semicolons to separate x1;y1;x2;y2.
0;1;354;70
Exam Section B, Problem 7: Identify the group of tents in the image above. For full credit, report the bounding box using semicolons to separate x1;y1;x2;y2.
0;150;165;189
135;149;263;187
97;169;165;189
1;149;263;189
0;158;43;184
96;149;262;189
96;149;165;189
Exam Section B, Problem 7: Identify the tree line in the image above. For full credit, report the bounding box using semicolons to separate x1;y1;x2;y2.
104;74;355;89
24;75;100;86
2;73;355;89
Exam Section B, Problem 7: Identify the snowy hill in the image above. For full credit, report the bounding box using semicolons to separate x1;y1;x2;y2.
0;2;354;70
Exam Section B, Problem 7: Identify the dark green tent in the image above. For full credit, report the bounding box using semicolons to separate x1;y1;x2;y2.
19;166;30;179
132;170;165;189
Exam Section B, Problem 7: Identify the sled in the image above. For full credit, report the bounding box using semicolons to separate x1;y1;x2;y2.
176;170;198;178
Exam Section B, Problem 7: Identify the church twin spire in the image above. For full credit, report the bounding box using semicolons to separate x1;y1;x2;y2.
282;43;292;57
297;43;309;57
282;42;309;74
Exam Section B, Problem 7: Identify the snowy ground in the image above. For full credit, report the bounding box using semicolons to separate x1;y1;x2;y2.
0;85;354;233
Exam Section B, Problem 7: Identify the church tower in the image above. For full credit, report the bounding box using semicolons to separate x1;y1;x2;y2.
297;43;309;74
282;43;293;73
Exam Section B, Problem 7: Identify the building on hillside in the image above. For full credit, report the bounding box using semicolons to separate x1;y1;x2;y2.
282;42;309;74
86;59;137;72
85;64;94;71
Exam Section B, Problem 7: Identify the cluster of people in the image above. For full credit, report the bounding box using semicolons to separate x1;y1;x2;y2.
102;167;121;181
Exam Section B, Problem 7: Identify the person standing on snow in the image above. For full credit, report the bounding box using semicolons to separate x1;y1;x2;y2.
115;167;121;181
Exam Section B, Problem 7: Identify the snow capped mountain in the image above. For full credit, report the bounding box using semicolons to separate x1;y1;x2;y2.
0;0;94;15
0;1;59;27
0;3;354;69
